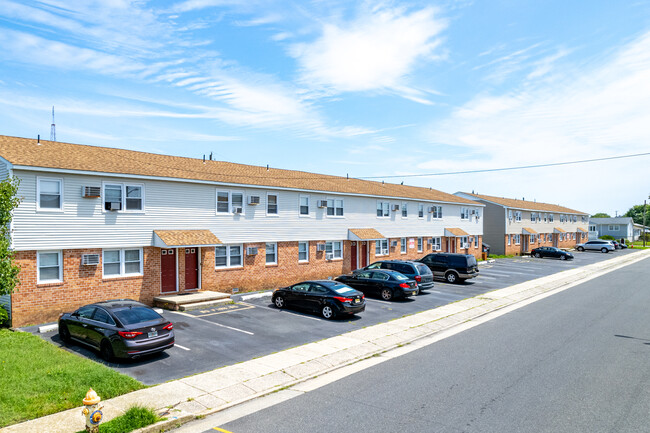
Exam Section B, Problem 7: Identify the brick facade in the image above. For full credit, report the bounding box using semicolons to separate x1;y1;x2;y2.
504;232;585;256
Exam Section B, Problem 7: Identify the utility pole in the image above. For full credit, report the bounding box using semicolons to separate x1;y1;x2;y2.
644;199;648;248
50;106;56;142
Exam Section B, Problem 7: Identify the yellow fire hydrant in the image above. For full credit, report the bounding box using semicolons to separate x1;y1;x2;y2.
81;388;103;433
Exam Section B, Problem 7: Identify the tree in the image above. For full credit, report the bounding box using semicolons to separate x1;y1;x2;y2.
624;205;650;226
591;212;611;218
0;176;21;296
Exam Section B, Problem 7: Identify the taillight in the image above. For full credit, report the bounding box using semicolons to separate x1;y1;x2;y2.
118;331;143;339
333;296;353;303
415;275;422;282
399;283;410;288
163;323;173;331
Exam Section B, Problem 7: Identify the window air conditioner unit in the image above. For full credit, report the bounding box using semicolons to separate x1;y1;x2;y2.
246;247;258;255
317;200;328;208
232;206;243;214
317;243;327;251
109;202;121;211
325;253;334;260
381;249;389;255
471;209;476;215
390;240;398;247
82;254;100;266
463;243;470;249
247;196;260;205
392;204;400;211
82;186;101;198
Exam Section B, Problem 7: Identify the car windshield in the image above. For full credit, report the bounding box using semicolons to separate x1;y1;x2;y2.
415;263;432;274
113;307;161;325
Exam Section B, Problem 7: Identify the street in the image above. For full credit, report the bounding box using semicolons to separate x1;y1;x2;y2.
189;255;650;433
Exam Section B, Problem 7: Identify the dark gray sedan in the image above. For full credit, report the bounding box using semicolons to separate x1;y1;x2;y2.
531;247;574;260
336;269;418;301
58;299;174;361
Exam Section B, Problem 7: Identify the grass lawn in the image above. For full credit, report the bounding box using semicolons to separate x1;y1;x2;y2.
75;406;162;433
0;329;144;428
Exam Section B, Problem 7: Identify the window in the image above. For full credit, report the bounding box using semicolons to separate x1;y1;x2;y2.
418;204;424;218
299;196;309;216
401;237;407;254
549;214;554;222
375;239;389;256
474;236;478;248
327;199;343;216
265;243;277;264
377;201;390;217
432;206;443;219
531;234;537;243
543;213;548;222
298;242;309;262
38;178;62;210
514;234;521;245
37;251;62;283
325;241;343;259
508;210;513;221
460;207;469;220
267;194;278;215
104;183;143;211
215;245;242;268
531;212;537;222
608;225;620;231
508;235;511;245
589;225;597;232
217;191;243;214
401;203;408;218
460;236;469;248
418;237;423;252
432;237;442;251
103;248;143;277
515;211;522;222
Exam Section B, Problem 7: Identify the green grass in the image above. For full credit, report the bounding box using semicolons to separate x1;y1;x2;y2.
629;241;650;249
75;406;162;433
486;254;516;259
0;329;144;428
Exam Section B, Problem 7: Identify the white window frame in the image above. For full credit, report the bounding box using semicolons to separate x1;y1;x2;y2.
549;214;555;222
400;237;407;254
461;207;469;220
460;236;469;248
432;206;443;219
514;234;521;245
515;211;522;222
37;177;63;211
299;195;310;217
216;190;245;215
377;201;390;218
418;204;424;219
474;236;478;248
417;237;423;252
401;203;408;218
508;210;513;222
298;241;309;262
432;237;442;251
531;212;536;223
531;234;537;243
215;244;243;269
37;250;63;284
608;225;620;231
102;248;143;278
266;193;278;216
103;182;145;213
375;239;389;256
325;241;343;260
265;242;277;264
327;198;344;217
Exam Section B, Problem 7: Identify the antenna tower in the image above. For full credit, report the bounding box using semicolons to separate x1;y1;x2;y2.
50;106;56;141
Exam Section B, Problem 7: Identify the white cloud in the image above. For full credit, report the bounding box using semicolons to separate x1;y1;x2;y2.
290;5;446;100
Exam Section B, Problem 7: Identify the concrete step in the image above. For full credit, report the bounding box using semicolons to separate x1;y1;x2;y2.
153;290;231;311
178;299;233;311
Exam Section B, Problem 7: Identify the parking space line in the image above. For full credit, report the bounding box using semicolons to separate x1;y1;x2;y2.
194;304;255;317
169;311;255;335
364;298;394;305
175;344;191;351
242;302;323;321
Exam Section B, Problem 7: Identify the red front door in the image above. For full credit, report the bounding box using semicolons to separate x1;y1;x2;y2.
185;248;198;290
360;242;368;268
350;243;358;271
161;249;177;293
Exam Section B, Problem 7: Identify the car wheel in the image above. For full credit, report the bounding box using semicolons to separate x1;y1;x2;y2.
534;252;541;258
380;288;393;301
100;340;114;362
59;323;71;343
560;255;567;260
274;296;285;309
321;304;335;320
577;246;584;251
601;248;608;253
445;272;458;283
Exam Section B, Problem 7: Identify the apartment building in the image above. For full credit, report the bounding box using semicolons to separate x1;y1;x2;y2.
455;192;588;256
0;135;484;326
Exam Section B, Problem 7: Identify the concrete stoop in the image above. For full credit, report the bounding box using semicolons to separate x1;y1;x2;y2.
153;291;231;311
4;249;650;433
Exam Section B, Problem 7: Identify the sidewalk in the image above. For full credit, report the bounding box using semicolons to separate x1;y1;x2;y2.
3;249;649;433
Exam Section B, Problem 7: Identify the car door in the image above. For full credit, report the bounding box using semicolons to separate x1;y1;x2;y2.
430;255;447;277
306;283;329;312
67;306;97;342
85;307;116;349
370;271;391;294
350;271;372;293
287;283;310;309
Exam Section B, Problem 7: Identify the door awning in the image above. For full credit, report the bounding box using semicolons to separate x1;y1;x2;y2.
444;227;469;237
153;230;222;248
348;228;385;241
577;227;588;233
553;227;567;234
522;227;538;234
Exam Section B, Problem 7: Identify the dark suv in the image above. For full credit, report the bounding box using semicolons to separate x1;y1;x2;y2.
417;253;479;283
360;260;434;291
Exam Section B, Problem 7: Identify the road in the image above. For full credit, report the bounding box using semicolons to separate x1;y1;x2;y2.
189;255;650;433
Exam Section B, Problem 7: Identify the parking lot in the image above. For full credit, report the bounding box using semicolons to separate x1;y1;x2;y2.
33;248;638;385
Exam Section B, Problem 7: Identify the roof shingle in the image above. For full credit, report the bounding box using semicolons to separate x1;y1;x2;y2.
460;192;587;215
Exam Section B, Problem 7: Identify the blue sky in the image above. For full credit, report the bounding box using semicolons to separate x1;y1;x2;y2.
1;0;649;215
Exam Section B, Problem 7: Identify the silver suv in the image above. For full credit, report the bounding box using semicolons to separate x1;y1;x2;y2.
575;240;615;253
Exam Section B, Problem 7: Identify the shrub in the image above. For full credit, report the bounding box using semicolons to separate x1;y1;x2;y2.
600;235;615;240
0;306;8;327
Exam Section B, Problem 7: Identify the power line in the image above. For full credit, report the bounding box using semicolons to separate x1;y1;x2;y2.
357;152;650;180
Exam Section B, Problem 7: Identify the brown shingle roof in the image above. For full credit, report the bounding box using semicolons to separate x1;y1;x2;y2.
460;192;586;215
445;227;469;237
553;227;566;233
522;227;538;234
154;230;222;247
348;228;385;240
0;135;478;204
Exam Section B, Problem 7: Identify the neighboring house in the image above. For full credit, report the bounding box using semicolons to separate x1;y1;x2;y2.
455;192;589;256
0;135;484;326
589;217;647;241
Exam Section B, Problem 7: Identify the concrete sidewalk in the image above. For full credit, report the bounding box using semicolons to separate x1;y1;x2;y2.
3;249;649;433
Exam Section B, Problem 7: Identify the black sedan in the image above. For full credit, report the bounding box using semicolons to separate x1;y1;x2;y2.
530;246;574;260
272;280;365;319
58;299;174;361
335;270;418;301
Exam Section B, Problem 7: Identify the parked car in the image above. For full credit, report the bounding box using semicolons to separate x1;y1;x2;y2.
609;240;622;249
272;280;365;319
531;246;574;260
336;269;418;301
575;240;615;253
619;242;628;249
58;299;174;361
361;260;434;291
417;253;479;283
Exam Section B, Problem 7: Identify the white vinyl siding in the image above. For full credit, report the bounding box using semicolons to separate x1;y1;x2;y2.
102;248;143;277
215;245;242;268
37;251;62;283
37;177;62;211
